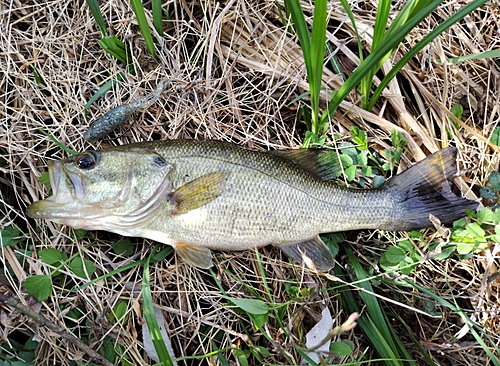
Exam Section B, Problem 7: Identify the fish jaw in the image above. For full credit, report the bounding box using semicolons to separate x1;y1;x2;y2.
27;154;175;232
26;159;123;229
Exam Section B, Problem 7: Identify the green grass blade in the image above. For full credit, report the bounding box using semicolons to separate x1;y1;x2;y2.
446;49;500;63
83;74;124;120
344;248;400;354
33;128;79;155
284;0;311;67
86;0;108;37
337;0;363;61
98;36;130;64
130;0;157;59
31;66;51;97
142;253;175;366
321;0;445;119
325;43;346;81
407;280;500;366
333;263;412;366
152;0;164;37
367;0;488;110
309;0;327;134
372;0;391;50
359;0;391;108
390;309;437;366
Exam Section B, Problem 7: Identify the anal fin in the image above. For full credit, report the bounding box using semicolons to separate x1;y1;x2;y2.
174;241;213;269
276;236;334;272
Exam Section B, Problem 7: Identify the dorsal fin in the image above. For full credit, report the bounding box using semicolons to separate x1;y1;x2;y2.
272;149;342;181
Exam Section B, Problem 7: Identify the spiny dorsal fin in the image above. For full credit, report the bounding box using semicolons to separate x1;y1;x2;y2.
170;171;230;215
272;149;342;181
276;235;335;272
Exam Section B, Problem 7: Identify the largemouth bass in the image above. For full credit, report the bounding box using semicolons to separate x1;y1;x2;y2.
27;140;478;271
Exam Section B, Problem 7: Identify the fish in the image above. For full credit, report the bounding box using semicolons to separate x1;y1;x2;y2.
26;140;478;271
84;74;177;142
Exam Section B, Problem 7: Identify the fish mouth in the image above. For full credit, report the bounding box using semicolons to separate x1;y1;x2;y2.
26;160;88;222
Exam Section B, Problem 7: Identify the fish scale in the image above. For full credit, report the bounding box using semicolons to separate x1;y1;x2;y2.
27;140;478;271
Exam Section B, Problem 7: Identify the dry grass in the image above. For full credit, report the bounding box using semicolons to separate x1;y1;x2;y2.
1;0;499;364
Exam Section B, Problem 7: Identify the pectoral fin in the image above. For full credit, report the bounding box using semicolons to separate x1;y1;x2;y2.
174;241;213;268
276;236;334;272
170;171;229;215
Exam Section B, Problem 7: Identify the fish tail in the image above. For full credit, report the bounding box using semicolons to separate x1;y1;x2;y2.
382;147;478;231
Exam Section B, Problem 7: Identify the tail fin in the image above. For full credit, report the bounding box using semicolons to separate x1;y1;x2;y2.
382;147;478;231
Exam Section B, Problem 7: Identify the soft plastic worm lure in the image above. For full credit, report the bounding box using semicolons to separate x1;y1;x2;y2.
84;75;176;142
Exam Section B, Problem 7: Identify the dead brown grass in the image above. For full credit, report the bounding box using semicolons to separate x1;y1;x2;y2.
1;0;499;365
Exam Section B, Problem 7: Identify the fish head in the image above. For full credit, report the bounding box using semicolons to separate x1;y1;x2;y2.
27;148;174;231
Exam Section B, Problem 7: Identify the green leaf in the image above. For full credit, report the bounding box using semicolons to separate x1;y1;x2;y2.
397;240;413;251
150;246;174;263
84;74;124;120
494;210;500;225
433;244;456;261
382;162;392;171
490;127;500;147
32;66;51;97
23;275;53;302
232;349;249;366
392;129;407;148
72;229;87;241
366;0;488;111
450;103;463;119
362;165;372;177
344;165;357;182
400;256;418;275
480;187;497;199
249;312;269;330
112;239;134;257
476;208;494;224
488;171;500;190
465;223;485;238
357;152;368;166
330;340;354;356
384;246;406;264
38;248;67;265
373;175;385;188
340;142;358;161
339;153;354;168
456;240;483;255
228;298;269;315
351;126;368;150
393;147;404;162
0;226;22;247
110;300;128;325
70;257;97;278
255;345;270;358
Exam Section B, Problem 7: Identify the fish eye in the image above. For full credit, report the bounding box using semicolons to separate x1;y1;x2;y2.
75;152;97;170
